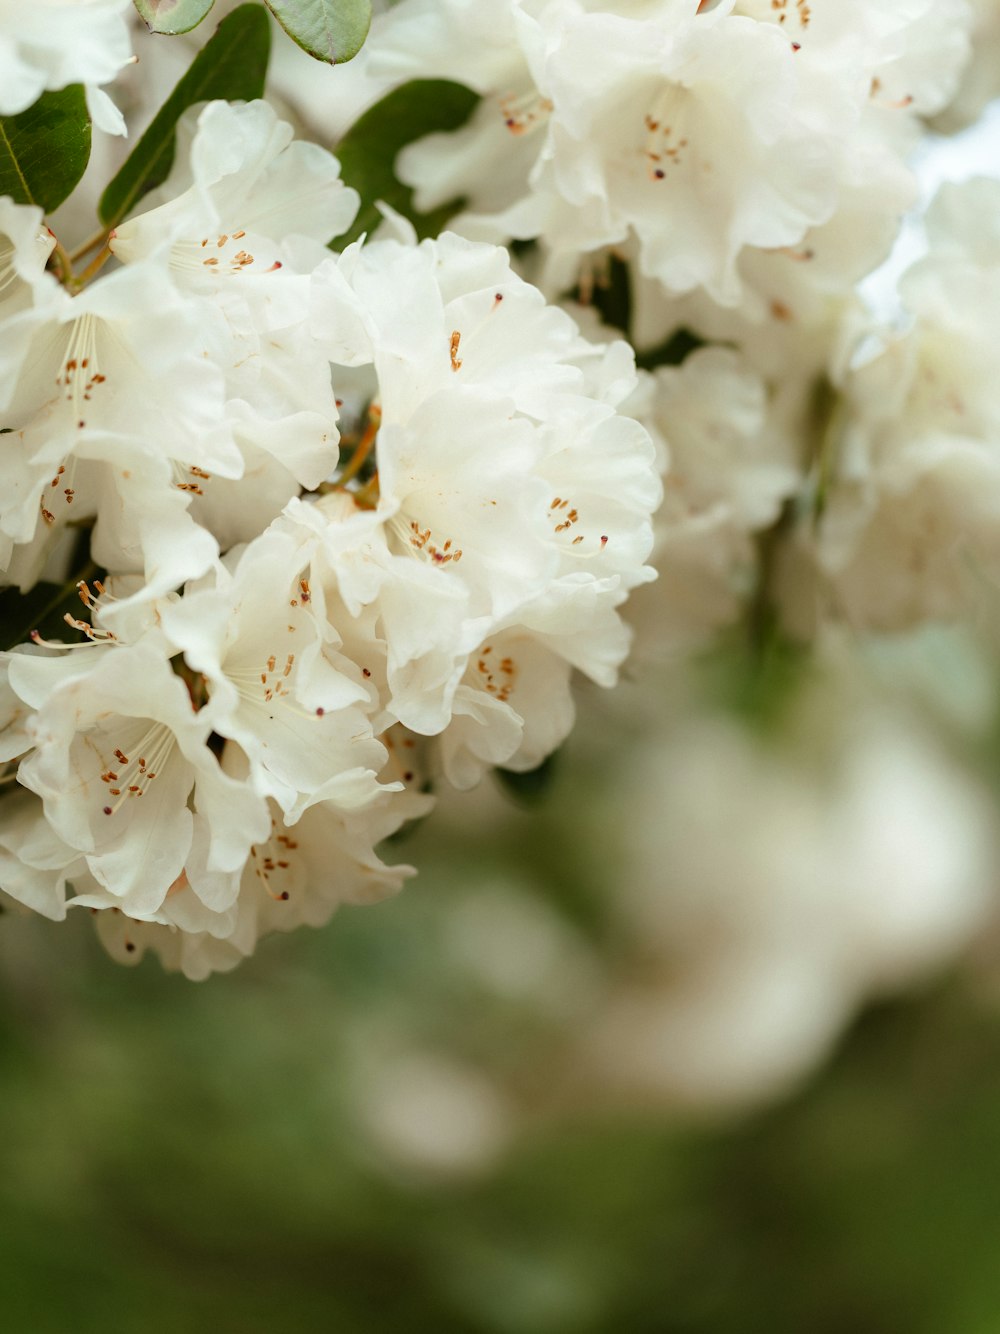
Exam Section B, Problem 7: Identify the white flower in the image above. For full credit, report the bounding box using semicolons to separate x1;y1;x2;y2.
377;0;929;306
581;665;997;1108
11;639;269;917
0;791;84;921
308;229;659;736
439;629;576;788
160;524;388;822
625;155;912;385
732;0;971;120
353;0;974;308
110;100;358;515
0;200;55;315
818;180;1000;629
0;0;133;134
934;0;1000;129
111;100;360;288
611;346;801;656
0;256;238;576
90;786;431;980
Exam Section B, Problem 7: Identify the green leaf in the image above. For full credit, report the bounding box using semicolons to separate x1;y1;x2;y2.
264;0;371;64
133;0;216;35
334;79;479;249
583;253;632;336
495;753;559;806
0;86;91;214
0;571;97;653
99;4;270;228
635;327;704;372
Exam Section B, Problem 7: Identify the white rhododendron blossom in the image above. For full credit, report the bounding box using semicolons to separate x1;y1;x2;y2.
0;0;997;1000
305;227;659;745
936;0;1000;128
631;346;802;656
818;179;1000;630
362;0;972;303
0;0;133;133
582;685;998;1109
0;69;660;974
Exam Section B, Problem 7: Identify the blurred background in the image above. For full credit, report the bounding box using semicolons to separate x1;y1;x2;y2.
5;625;1000;1334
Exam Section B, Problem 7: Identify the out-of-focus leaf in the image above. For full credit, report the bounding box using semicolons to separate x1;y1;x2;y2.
495;753;559;806
584;253;632;336
133;0;215;34
0;571;97;653
635;326;704;371
0;86;91;213
99;4;270;227
265;0;371;63
334;78;479;248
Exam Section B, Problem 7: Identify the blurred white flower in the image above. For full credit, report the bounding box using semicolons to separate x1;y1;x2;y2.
819;179;1000;629
0;0;134;133
629;346;801;656
580;677;998;1109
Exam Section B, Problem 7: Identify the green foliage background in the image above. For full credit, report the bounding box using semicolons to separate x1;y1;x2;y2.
3;763;1000;1334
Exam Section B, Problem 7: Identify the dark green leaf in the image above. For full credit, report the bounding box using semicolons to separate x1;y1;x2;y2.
635;326;704;372
99;4;270;228
0;86;91;214
495;753;559;806
334;79;479;249
581;253;632;336
0;570;98;653
265;0;371;64
133;0;216;35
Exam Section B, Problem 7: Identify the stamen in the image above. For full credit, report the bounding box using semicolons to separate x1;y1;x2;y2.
225;647;319;720
172;461;213;496
169;230;275;277
499;88;553;136
643;85;690;183
475;643;518;703
389;514;464;566
99;722;175;816
56;314;107;430
250;821;297;901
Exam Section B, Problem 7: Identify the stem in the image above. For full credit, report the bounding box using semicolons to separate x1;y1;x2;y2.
747;500;796;665
68;228;110;263
74;244;112;288
353;472;381;509
809;375;840;528
47;239;74;286
337;403;382;486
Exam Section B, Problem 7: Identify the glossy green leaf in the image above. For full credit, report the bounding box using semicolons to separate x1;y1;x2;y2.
133;0;216;35
334;79;479;249
99;4;270;228
0;86;91;214
265;0;371;64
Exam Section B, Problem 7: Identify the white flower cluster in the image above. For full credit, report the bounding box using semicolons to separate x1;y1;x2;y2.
0;98;658;977
326;0;998;663
2;0;998;994
818;177;1000;630
363;0;969;305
